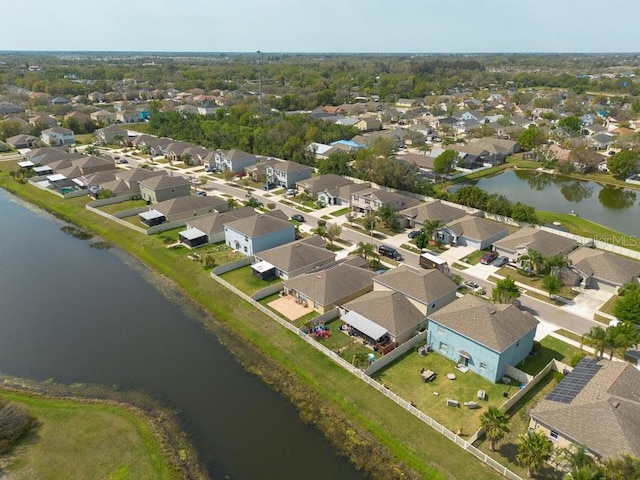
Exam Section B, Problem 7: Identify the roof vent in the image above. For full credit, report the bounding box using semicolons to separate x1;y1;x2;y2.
490;309;497;315
612;401;620;408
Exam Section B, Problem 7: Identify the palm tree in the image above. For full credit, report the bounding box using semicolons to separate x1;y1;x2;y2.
601;453;640;480
581;326;608;358
606;322;640;360
517;430;553;478
519;249;545;276
227;198;239;210
555;445;601;479
479;406;510;452
355;242;376;260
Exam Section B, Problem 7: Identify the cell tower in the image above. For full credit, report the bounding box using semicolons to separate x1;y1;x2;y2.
256;50;264;116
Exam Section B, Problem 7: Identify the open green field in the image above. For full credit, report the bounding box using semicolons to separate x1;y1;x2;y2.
0;391;174;480
0;162;504;480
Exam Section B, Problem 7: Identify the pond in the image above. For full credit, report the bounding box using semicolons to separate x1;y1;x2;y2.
0;189;362;480
452;169;640;236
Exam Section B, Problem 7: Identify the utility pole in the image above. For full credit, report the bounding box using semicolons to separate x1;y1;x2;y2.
256;50;264;116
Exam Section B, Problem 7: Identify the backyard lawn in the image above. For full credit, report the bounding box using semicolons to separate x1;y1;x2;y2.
97;198;147;215
373;350;517;435
219;265;282;295
518;335;582;376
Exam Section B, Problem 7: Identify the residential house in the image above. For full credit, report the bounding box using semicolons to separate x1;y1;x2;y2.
568;246;640;292
41;127;75;146
164;141;196;162
317;182;371;207
354;117;382;132
87;91;106;103
247;159;313;188
29;114;58;128
0;102;25;115
427;295;538;382
399;201;466;229
284;257;376;313
470;137;521;157
397;153;437;175
178;207;257;248
224;211;295;256
116;110;140;124
138;174;191;203
446;144;498;168
64;111;91;128
130;135;173;155
350;187;421;214
373;264;458;316
589;133;615;151
139;195;229;226
25;147;76;165
529;358;640;460
95;125;128;145
295;174;353;199
71;155;116;175
90;109;117;125
252;236;335;281
492;227;578;261
212;149;257;173
6;134;37;149
437;216;509;249
341;290;426;347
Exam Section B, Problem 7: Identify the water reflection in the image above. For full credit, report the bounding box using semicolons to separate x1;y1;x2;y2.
559;181;594;203
514;169;554;191
598;187;637;210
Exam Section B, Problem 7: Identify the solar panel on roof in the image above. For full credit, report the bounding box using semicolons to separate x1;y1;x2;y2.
546;357;601;404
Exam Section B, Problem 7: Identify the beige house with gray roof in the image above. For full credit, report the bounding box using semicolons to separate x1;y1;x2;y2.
284;257;376;313
529;358;640;460
224;211;295;256
252;236;335;281
341;290;426;346
179;207;256;247
492;227;578;261
373;265;458;315
437;215;509;249
138;174;191;203
399;201;466;229
351;187;421;214
568;247;640;291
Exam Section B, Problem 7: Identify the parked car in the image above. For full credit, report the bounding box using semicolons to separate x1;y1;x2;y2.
378;244;403;261
480;251;498;265
290;214;305;222
407;230;420;239
119;158;128;164
286;188;298;196
492;256;509;267
461;281;486;295
194;191;207;196
262;183;276;191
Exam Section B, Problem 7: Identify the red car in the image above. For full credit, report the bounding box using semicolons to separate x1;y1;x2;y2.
480;252;498;265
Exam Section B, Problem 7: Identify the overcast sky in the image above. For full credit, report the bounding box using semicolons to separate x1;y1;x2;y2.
2;0;639;53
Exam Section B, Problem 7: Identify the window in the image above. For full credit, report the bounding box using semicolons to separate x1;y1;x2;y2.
439;342;447;353
437;325;444;334
550;431;559;441
479;362;487;370
243;246;247;253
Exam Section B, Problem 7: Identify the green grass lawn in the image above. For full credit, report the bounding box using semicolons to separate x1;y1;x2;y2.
474;371;563;480
495;267;578;299
0;391;175;480
554;329;585;345
374;350;517;435
598;294;618;315
73;133;95;145
464;250;486;265
219;265;282;295
97;198;147;215
518;336;582;376
330;207;350;217
0;164;504;480
536;211;640;253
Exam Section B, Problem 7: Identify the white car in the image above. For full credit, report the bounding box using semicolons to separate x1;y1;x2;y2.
461;281;486;295
285;189;298;196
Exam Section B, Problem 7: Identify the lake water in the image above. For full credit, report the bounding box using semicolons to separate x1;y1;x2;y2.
454;169;640;237
0;189;362;480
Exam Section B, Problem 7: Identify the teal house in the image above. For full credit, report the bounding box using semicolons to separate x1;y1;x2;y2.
427;295;538;382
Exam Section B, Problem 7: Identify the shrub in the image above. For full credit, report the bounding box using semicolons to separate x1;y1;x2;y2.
570;352;587;367
317;219;327;227
0;401;36;453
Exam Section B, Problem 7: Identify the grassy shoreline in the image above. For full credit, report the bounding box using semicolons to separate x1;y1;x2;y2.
0;378;206;479
0;163;507;479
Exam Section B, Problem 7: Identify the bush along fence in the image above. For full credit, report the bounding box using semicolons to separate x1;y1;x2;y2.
210;271;525;480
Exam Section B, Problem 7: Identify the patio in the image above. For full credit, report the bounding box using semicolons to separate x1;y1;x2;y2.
268;294;312;321
373;349;517;434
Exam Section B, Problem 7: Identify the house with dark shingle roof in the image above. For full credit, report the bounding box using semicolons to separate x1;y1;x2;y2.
284;257;376;313
252;236;335;281
265;159;313;188
138;174;191;203
341;290;426;346
41;127;75;146
492;227;578;261
212;149;257;173
295;174;353;199
568;246;640;292
437;215;509;250
224;210;295;256
427;295;538;382
178;207;257;247
373;264;458;315
6;134;37;149
139;195;229;226
399;200;466;229
351;187;421;214
529;358;640;460
71;155;116;175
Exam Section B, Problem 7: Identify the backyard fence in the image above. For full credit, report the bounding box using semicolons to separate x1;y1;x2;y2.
251;283;284;301
86;204;147;234
212;257;252;275
364;331;428;376
210;271;525;480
